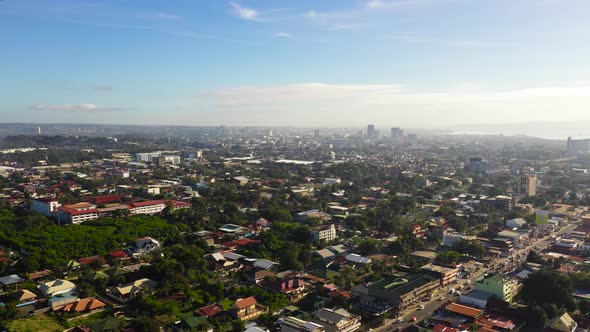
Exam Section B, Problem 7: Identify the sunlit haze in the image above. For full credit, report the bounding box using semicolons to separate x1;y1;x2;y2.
2;0;590;129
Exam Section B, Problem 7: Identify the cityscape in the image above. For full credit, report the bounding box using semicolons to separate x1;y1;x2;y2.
2;0;590;332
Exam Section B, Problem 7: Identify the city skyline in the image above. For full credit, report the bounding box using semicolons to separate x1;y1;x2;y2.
2;0;590;127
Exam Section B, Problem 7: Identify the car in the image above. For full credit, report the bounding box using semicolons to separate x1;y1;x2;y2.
397;317;404;322
439;295;445;300
418;305;424;310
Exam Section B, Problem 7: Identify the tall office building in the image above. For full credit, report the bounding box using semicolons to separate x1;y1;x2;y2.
367;124;375;139
314;129;320;138
567;137;590;155
391;127;403;138
519;173;537;196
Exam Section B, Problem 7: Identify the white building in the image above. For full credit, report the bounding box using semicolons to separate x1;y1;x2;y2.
57;202;99;224
31;198;61;217
443;230;475;247
313;224;337;242
134;152;162;163
128;200;167;215
280;316;325;332
323;178;342;185
497;230;529;249
506;218;527;229
163;155;181;165
313;308;361;332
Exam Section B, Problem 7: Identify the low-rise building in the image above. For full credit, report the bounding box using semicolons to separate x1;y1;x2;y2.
421;263;460;287
313;224;337;242
107;278;157;303
231;296;267;320
31;198;61;216
313;308;361;332
57;202;99;224
352;274;439;314
280;316;325;332
475;273;517;303
38;279;76;297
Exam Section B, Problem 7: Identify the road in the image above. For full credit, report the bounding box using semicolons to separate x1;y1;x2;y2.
374;222;579;332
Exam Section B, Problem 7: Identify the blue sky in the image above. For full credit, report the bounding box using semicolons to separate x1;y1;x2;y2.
2;0;590;127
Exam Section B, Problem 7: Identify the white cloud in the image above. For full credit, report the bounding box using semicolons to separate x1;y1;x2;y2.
275;32;291;38
306;10;317;18
31;104;126;112
196;83;590;127
230;2;260;21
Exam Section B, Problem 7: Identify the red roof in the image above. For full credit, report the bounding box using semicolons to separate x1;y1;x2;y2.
61;298;106;313
198;304;224;317
86;195;121;204
235;296;257;309
109;250;129;258
79;256;108;266
171;200;191;207
129;200;167;208
432;324;460;332
445;303;483;318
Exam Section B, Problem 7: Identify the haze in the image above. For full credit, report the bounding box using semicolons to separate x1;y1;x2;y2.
2;0;590;127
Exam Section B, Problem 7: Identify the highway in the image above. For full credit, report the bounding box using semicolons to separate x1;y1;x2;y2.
374;222;579;331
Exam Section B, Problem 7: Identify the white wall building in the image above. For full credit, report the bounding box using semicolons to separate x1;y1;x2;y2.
313;224;337;242
31;198;61;217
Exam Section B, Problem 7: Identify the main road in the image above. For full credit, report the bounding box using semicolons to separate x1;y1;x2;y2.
374;222;579;331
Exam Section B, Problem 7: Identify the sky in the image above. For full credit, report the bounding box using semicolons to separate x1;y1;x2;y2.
2;0;590;128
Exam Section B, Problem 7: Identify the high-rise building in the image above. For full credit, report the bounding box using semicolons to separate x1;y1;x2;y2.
367;124;375;138
314;129;320;138
154;156;167;167
519;173;537;196
567;137;590;155
391;127;403;138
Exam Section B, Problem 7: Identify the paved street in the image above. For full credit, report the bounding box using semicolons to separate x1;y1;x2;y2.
374;222;579;332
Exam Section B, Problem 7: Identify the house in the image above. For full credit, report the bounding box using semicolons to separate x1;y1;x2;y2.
272;277;308;301
410;224;427;238
197;303;225;318
59;297;107;313
135;237;161;252
280;316;325;332
232;176;250;185
38;279;76;297
314;249;336;260
344;254;371;265
254;259;279;271
549;312;578;332
313;308;361;332
231;296;267;320
506;218;527;229
0;274;25;289
11;289;38;306
179;314;209;331
107;278;157;303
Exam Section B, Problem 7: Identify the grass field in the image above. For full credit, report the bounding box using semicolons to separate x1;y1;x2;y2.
7;315;65;332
